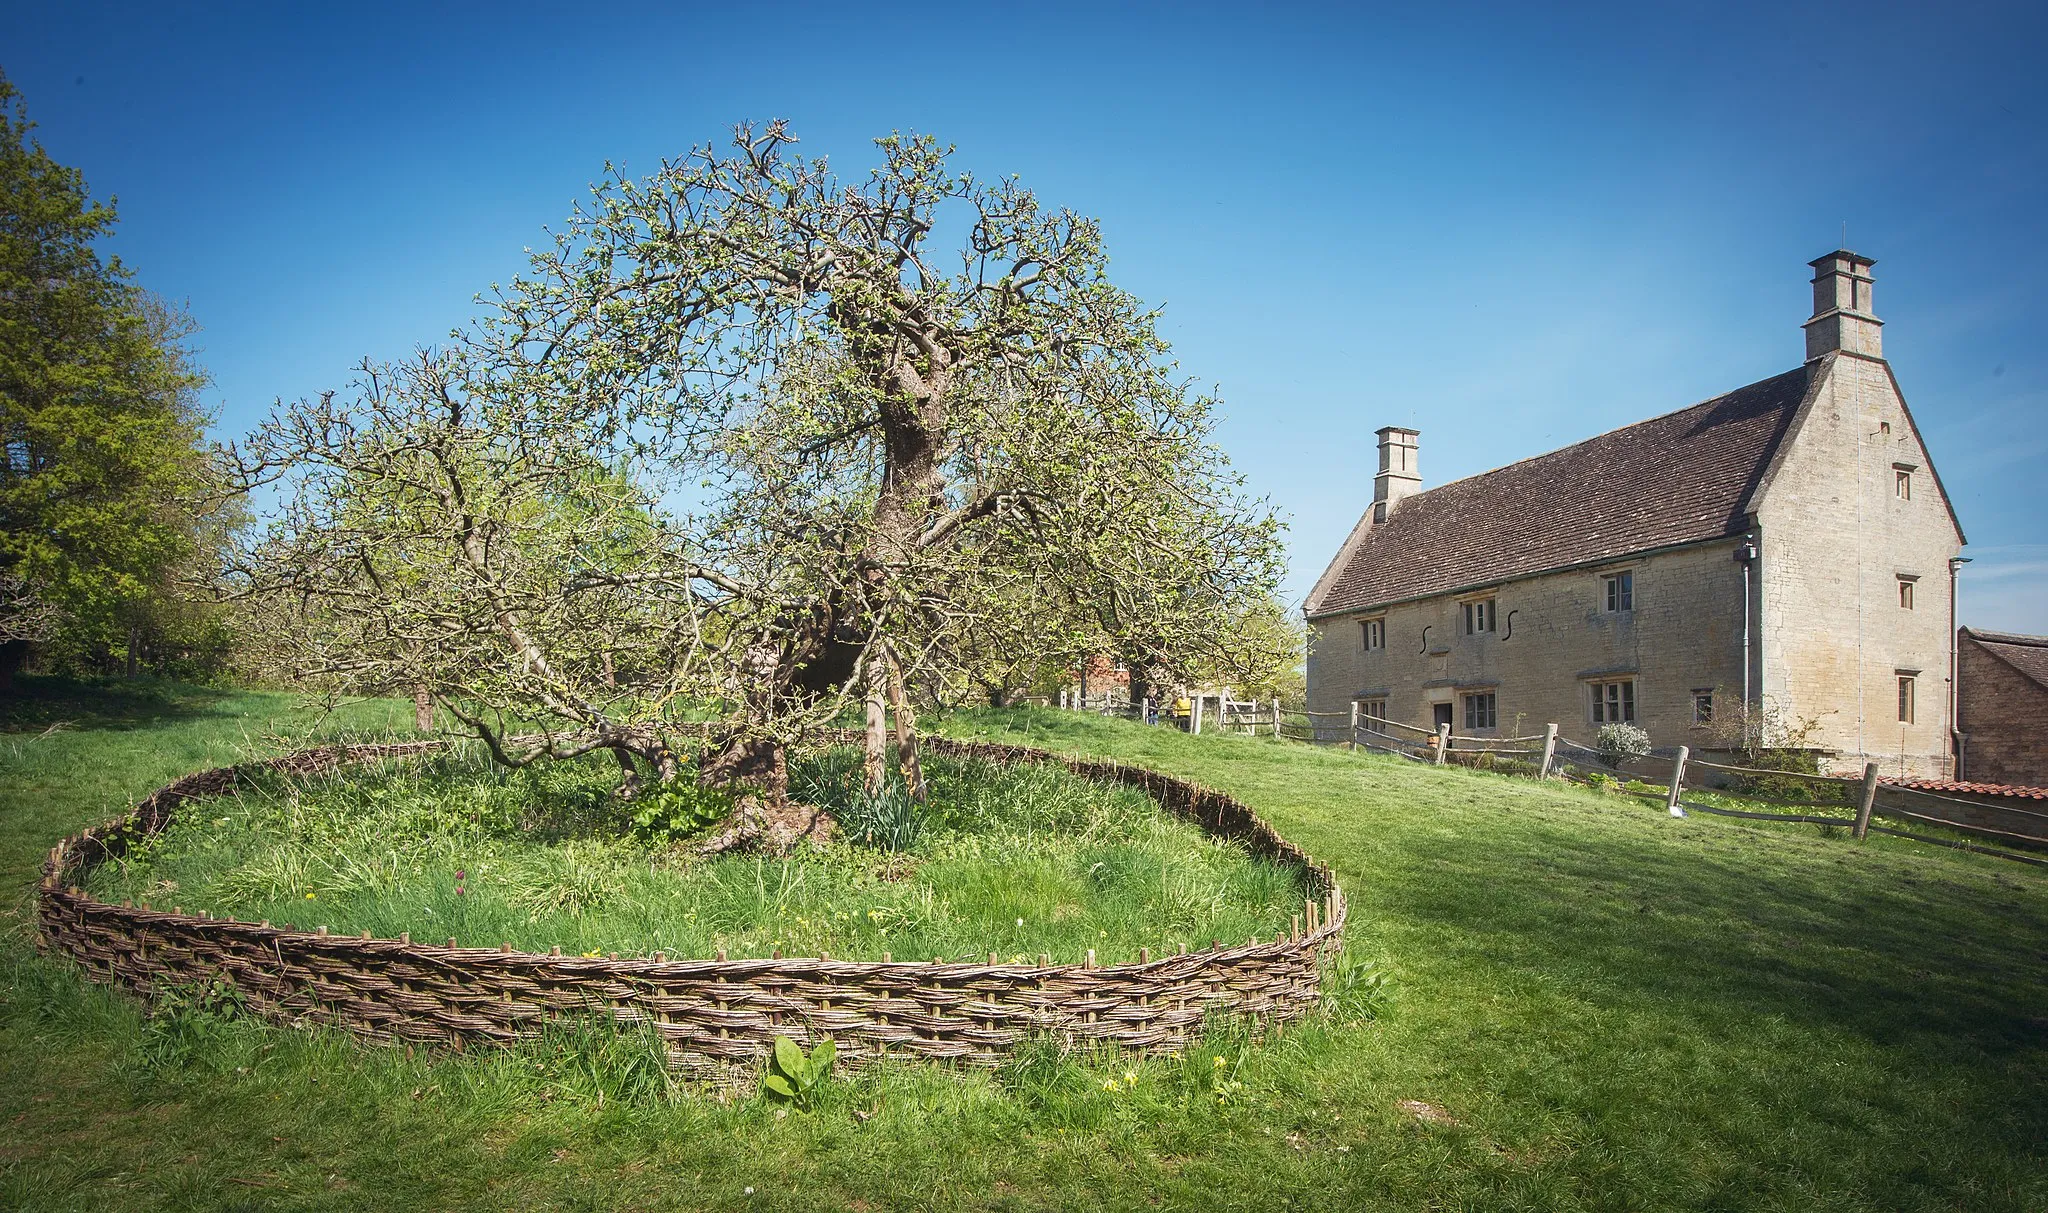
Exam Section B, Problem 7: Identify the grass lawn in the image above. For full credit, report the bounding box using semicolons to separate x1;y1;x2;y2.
3;679;2044;1211
80;742;1304;965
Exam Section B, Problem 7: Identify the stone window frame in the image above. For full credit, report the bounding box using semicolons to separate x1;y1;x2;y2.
1896;573;1918;611
1461;690;1497;732
1359;615;1386;652
1459;593;1497;636
1602;568;1635;613
1691;688;1714;727
1588;677;1637;725
1896;670;1917;724
1893;462;1916;501
1355;696;1389;724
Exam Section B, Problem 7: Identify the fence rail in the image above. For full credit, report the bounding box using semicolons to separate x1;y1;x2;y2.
1036;695;2042;865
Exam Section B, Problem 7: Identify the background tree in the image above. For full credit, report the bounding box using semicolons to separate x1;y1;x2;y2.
233;124;1285;845
0;72;223;688
1181;594;1306;706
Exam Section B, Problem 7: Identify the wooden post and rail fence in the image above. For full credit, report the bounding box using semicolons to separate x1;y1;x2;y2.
1041;694;2042;865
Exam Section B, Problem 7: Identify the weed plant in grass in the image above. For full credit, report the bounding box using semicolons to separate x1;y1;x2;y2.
83;743;1304;962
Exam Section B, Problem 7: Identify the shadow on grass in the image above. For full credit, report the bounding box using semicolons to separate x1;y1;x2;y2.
0;676;236;734
1389;812;2048;1059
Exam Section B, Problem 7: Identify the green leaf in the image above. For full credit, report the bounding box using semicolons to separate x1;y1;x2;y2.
762;1073;797;1100
772;1035;805;1081
809;1037;836;1078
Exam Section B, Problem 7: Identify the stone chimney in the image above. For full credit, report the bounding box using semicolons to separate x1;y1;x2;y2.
1803;250;1882;361
1373;426;1420;523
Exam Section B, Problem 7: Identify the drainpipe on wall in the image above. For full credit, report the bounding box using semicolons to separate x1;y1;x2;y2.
1736;536;1759;744
1948;556;1970;779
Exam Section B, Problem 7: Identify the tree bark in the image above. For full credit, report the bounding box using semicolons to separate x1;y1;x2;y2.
699;731;788;803
0;638;25;693
125;623;139;679
612;745;644;800
413;685;434;733
863;655;889;797
885;643;925;801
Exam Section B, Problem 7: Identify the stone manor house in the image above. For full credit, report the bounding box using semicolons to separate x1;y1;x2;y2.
1303;251;1966;778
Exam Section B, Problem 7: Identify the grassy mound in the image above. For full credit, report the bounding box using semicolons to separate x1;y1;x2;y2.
83;743;1304;963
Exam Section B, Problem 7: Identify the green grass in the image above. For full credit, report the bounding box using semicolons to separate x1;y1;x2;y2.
80;743;1303;964
3;679;2044;1211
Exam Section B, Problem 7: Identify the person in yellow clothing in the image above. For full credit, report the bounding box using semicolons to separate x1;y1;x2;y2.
1173;695;1191;727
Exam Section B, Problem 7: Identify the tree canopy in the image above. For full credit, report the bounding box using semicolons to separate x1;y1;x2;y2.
232;124;1287;829
0;72;221;685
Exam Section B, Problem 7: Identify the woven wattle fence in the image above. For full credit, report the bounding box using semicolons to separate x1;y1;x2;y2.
35;733;1346;1075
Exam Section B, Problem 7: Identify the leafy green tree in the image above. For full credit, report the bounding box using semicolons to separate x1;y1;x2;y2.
0;72;217;687
233;124;1285;846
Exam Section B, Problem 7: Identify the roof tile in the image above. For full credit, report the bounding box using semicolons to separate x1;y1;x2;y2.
1962;629;2048;693
1309;364;1814;616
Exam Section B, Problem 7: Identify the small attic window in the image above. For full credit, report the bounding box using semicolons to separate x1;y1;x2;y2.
1361;617;1385;652
1893;464;1914;500
1879;421;1891;436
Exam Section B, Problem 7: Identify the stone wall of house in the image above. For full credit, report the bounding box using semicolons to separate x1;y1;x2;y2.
1957;636;2048;787
1756;353;1963;778
1306;538;1749;748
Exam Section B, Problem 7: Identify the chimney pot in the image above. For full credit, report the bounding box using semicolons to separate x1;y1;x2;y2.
1803;250;1882;361
1373;427;1421;522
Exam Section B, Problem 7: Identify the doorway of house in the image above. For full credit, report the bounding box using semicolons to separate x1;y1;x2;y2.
1433;702;1454;734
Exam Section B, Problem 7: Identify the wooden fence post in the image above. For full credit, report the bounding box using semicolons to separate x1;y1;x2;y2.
1274;701;1283;738
1666;745;1688;817
1854;761;1881;840
1433;722;1451;766
1191;695;1203;736
1349;701;1360;751
1538;723;1558;777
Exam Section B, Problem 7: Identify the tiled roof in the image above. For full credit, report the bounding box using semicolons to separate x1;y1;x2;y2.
1891;779;2048;801
1307;363;1817;617
1962;628;2048;693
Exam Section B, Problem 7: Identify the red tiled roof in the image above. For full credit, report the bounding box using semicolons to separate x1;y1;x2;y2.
1307;363;1817;618
1962;628;2048;693
1891;779;2048;801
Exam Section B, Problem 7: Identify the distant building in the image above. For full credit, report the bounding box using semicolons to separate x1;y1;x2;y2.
1304;252;1966;778
1064;654;1131;704
1956;628;2048;787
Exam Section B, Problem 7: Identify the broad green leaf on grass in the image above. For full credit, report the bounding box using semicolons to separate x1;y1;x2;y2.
810;1037;835;1077
761;1073;797;1100
773;1036;805;1080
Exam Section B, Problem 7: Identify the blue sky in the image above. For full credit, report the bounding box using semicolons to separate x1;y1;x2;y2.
6;1;2043;629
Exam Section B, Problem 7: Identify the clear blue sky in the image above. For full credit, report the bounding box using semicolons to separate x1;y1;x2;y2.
6;1;2043;630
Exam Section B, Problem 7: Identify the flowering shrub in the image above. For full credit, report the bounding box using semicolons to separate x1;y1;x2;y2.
1595;723;1652;769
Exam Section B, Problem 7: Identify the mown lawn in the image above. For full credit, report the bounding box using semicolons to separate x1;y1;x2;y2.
2;680;2043;1211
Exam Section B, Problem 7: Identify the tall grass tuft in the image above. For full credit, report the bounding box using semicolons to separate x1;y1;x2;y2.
85;743;1306;964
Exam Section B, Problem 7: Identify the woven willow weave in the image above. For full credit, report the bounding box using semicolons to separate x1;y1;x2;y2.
36;734;1346;1073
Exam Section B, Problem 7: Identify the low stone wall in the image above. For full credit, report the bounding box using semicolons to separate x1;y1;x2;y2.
35;734;1346;1074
